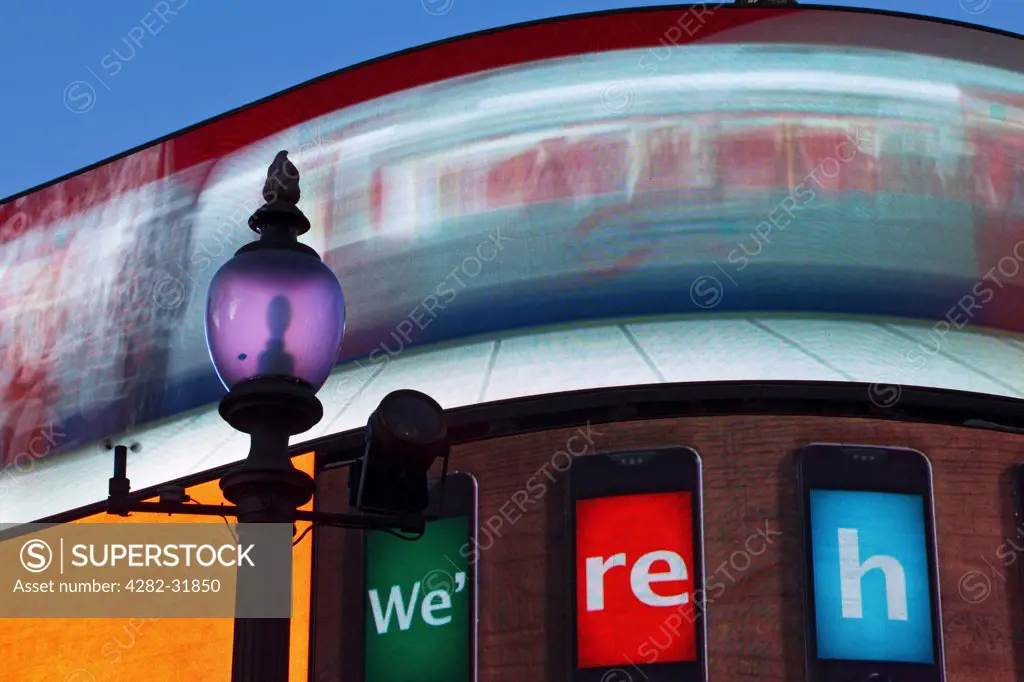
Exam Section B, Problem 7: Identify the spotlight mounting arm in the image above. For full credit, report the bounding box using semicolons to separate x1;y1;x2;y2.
104;444;425;534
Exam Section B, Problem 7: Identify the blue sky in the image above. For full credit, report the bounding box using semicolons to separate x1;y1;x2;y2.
0;0;1019;200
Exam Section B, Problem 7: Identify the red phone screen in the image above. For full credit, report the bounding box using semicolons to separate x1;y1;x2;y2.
575;491;696;668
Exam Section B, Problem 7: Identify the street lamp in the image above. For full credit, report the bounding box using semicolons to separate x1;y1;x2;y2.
207;150;343;682
105;151;450;682
206;150;343;526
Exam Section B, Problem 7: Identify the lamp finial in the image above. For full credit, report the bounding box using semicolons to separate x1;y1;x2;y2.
263;150;301;205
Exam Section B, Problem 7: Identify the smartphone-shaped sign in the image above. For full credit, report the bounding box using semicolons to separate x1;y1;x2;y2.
1009;464;1024;580
798;444;945;682
1012;463;1024;540
568;448;708;682
363;473;478;682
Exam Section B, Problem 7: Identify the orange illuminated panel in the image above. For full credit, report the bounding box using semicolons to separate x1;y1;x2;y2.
0;452;315;681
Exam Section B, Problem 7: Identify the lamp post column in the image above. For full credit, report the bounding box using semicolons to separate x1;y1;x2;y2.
217;349;323;682
221;464;314;682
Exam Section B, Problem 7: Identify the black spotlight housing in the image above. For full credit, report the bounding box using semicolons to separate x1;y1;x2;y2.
351;389;450;514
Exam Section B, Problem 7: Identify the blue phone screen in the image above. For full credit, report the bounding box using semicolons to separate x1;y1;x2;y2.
809;489;935;663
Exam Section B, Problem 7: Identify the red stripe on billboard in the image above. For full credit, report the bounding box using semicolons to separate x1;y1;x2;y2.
0;7;790;234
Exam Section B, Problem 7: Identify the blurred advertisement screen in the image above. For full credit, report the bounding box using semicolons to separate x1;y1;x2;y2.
2;7;1024;468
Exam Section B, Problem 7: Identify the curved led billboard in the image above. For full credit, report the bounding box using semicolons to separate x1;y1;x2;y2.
2;5;1024;471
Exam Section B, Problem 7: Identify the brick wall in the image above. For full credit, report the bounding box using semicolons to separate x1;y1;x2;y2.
313;414;1024;681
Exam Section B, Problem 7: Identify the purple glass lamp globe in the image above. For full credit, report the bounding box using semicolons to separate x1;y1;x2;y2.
205;246;345;393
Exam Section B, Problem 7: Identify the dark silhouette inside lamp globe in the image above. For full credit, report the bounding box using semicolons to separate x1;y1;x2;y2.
256;295;296;377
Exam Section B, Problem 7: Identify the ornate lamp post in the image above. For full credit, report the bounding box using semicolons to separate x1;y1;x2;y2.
205;151;343;681
106;151;446;682
206;150;342;533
